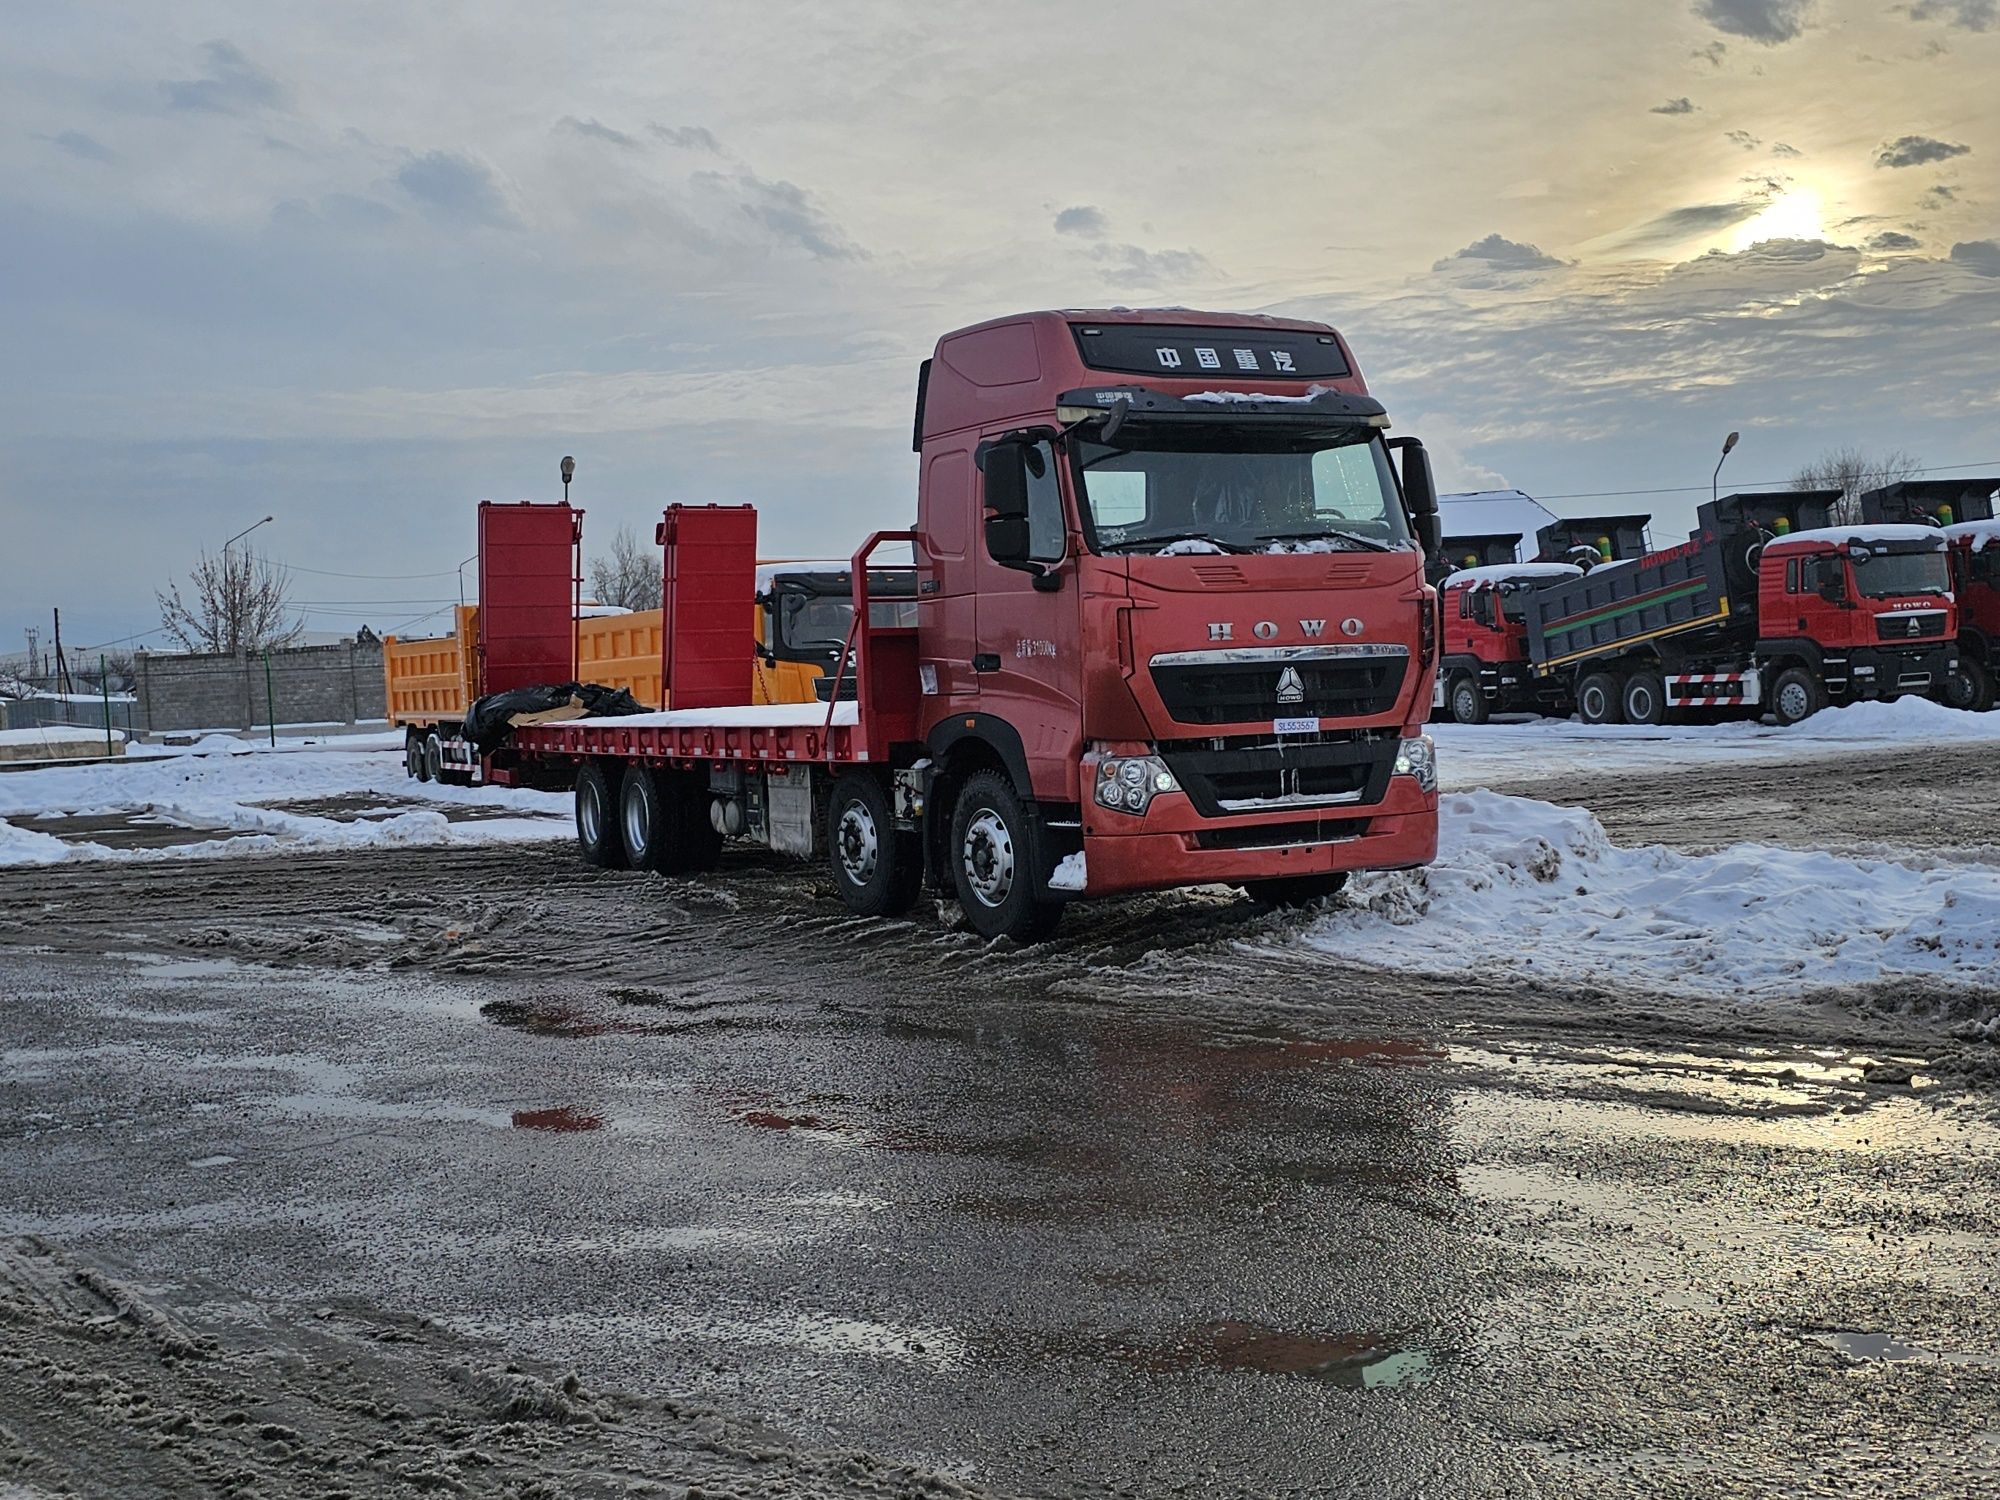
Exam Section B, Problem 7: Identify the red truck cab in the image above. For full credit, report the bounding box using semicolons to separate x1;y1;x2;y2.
1942;521;2000;711
1435;562;1584;723
1756;525;1958;720
910;310;1442;927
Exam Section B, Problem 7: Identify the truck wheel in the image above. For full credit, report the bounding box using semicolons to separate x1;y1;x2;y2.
1448;675;1489;726
406;735;428;782
950;771;1063;943
1244;872;1348;908
826;773;923;917
1771;666;1826;727
1943;657;1994;713
424;733;445;783
575;761;626;868
1622;670;1667;726
1576;672;1624;725
619;765;674;873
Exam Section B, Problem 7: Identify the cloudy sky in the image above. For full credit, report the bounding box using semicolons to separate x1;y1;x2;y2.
5;0;1996;652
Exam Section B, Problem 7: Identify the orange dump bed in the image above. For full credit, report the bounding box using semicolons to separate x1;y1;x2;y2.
385;606;678;727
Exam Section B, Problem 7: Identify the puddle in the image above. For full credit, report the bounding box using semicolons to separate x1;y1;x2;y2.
1122;1321;1439;1389
251;793;563;825
1805;1329;2000;1368
511;1106;605;1133
8;811;254;850
480;999;654;1040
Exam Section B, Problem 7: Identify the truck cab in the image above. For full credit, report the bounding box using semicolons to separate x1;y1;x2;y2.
1436;562;1585;723
1860;478;2000;713
910;310;1442;917
1756;524;1958;721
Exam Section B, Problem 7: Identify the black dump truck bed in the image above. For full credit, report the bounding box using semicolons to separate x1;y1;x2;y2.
1525;491;1838;675
1858;478;1999;527
1535;513;1651;567
1429;531;1522;585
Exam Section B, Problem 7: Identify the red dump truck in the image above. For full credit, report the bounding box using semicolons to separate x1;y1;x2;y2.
1523;490;1958;725
1432;514;1651;723
462;309;1445;941
1858;479;2000;713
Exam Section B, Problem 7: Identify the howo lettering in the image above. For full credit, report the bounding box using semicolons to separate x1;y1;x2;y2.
467;310;1446;942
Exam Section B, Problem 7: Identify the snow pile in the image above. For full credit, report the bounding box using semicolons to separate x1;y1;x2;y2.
1049;851;1087;892
1290;790;2000;1002
1182;385;1337;406
1441;562;1582;590
0;747;569;867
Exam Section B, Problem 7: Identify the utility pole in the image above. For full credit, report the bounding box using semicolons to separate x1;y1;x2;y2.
52;609;72;699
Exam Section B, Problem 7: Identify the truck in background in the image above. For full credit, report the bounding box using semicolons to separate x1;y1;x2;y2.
1431;513;1651;723
1859;478;2000;712
457;308;1445;942
1523;490;1958;726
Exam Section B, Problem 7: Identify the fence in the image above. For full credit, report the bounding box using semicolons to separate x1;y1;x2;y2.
134;639;387;734
0;692;139;736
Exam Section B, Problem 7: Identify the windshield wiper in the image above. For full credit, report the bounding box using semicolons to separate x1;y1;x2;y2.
1252;528;1398;553
1099;531;1247;555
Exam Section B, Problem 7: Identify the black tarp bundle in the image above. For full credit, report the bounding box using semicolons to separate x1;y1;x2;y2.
463;682;646;753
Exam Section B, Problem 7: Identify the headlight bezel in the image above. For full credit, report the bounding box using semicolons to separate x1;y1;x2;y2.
1392;733;1437;793
1092;753;1180;816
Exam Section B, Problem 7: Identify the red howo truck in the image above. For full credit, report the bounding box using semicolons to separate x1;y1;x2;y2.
1523;491;1958;726
1859;479;2000;712
484;309;1445;942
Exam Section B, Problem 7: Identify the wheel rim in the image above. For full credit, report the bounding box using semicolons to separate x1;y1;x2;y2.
579;780;603;844
622;783;649;857
1630;685;1654;720
1581;685;1605;720
836;799;879;886
1453;684;1479;721
961;809;1014;908
1779;681;1810;721
406;743;422;776
1946;671;1974;708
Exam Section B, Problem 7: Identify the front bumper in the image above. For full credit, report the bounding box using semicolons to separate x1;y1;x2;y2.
1078;774;1438;895
1844;643;1958;697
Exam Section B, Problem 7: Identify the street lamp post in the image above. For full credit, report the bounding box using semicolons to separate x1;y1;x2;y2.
1712;432;1740;508
222;515;275;554
457;554;478;609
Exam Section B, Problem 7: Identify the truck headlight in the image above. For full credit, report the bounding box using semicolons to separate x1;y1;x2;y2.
1093;754;1178;815
1392;734;1437;793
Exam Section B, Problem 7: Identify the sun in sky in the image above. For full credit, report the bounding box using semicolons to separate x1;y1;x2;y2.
1728;184;1826;251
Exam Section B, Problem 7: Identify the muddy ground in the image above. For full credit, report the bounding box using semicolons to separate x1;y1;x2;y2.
2;750;1998;1498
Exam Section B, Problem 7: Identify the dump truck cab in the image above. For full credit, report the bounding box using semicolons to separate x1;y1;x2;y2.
911;309;1442;904
1436;562;1585;723
1861;479;2000;713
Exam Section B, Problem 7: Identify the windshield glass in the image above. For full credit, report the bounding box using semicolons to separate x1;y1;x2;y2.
1076;431;1411;554
1852;550;1949;598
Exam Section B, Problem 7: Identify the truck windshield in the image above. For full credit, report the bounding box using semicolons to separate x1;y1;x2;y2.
773;588;919;661
1075;431;1412;554
1853;550;1949;598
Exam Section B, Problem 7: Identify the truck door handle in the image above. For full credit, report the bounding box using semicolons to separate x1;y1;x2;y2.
972;653;1000;673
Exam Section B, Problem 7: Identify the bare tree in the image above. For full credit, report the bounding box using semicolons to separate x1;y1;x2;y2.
1792;445;1923;523
588;525;662;610
156;550;304;655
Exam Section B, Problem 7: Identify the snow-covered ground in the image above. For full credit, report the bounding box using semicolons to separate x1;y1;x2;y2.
0;745;566;866
1435;696;2000;789
1280;790;1999;1017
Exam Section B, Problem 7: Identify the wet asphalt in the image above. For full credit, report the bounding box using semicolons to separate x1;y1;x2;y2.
3;775;2000;1495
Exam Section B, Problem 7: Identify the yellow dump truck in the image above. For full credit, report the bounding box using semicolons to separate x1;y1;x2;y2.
385;562;915;783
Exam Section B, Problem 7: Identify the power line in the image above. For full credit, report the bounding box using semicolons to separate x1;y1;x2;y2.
1537;457;2000;503
283;564;463;580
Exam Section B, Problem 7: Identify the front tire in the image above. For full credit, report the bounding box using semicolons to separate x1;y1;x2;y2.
826;773;924;917
1244;872;1348;908
949;771;1063;943
1771;666;1826;727
575;761;626;868
1943;656;1995;713
1448;674;1489;726
1576;671;1624;725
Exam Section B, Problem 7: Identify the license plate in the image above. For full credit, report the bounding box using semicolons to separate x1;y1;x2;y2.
1274;716;1320;736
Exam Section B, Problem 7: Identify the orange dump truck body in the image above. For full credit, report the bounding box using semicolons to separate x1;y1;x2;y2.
386;606;673;726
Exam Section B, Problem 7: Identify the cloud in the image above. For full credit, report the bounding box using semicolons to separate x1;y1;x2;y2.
1693;40;1730;64
1651;97;1697;114
1770;142;1803;158
556;116;641;150
161;40;286;114
1875;134;1971;167
1725;129;1761;150
1868;231;1923;250
1091;244;1215;282
1694;0;1813;44
1921;183;1959;208
693;169;862;259
650;124;722;153
1053;205;1107;236
395;150;521;229
1951;240;2000;276
1902;0;1997;28
1433;233;1565;272
38;130;116;164
1613;197;1769;251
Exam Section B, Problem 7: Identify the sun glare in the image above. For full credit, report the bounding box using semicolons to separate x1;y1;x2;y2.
1729;186;1825;251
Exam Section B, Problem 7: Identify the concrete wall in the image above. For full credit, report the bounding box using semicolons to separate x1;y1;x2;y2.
135;640;386;733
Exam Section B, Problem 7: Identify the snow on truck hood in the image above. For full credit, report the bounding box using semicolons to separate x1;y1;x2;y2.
1441;562;1583;589
1763;523;1946;551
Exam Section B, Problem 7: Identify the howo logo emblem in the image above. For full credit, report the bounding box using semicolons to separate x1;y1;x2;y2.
1275;666;1306;705
1204;619;1343;642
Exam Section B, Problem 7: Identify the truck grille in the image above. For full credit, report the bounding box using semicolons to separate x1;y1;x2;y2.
1148;646;1408;726
1158;735;1400;817
1876;611;1948;641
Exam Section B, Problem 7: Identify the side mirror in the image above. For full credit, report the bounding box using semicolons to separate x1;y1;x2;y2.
1388;436;1441;555
1819;576;1846;603
979;439;1029;522
984;511;1032;564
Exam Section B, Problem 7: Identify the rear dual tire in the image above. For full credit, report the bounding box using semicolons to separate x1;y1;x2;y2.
1576;672;1623;725
576;762;723;873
